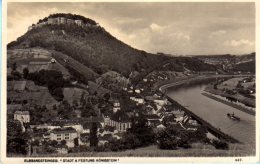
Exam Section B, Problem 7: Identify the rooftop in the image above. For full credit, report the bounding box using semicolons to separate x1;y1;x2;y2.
14;110;29;115
51;127;77;134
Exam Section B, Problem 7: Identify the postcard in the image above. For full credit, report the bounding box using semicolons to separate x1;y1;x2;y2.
1;1;259;163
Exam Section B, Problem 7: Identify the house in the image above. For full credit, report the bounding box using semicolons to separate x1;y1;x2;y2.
188;119;199;126
130;96;144;105
63;124;84;133
145;104;157;115
135;89;141;94
146;114;161;127
162;114;177;125
172;110;185;119
49;127;78;148
74;110;81;118
55;145;68;154
14;110;30;123
113;100;120;113
156;106;167;117
82;123;91;134
154;99;168;106
157;124;166;129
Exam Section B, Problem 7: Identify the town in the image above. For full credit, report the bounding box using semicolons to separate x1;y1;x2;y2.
6;13;255;157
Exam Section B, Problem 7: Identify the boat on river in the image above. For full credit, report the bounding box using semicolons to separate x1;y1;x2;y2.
227;113;240;121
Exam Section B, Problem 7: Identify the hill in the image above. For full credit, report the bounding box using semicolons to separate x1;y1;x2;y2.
233;60;255;73
8;13;219;84
8;13;172;78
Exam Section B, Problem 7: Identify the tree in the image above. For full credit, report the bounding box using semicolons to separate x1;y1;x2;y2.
74;138;79;147
7;120;28;155
212;139;229;150
90;122;98;147
127;114;155;147
50;140;58;147
32;140;40;146
103;93;110;101
7;120;23;137
12;62;17;71
60;140;67;146
23;68;29;79
12;71;22;80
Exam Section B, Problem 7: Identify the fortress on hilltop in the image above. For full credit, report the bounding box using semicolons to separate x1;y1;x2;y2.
28;14;100;31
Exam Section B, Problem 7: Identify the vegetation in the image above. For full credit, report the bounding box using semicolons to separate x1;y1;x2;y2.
212;139;229;150
27;69;67;101
233;61;255;73
156;124;208;150
7;120;29;155
90;122;98;148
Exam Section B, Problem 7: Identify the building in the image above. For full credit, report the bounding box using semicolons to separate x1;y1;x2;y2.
50;127;78;148
66;19;74;24
105;119;131;132
55;146;68;154
154;99;168;106
112;100;120;113
146;114;161;127
75;20;83;26
104;113;132;132
172;110;185;118
14;111;30;123
135;89;141;94
145;104;157;115
60;17;67;24
130;96;144;105
48;18;55;24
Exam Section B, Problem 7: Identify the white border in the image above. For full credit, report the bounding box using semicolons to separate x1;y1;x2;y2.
1;0;259;163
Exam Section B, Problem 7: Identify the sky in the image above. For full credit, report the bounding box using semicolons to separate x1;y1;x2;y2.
7;2;255;55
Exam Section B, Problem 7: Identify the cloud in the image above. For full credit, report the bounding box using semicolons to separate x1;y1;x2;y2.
209;30;227;38
224;39;254;47
113;17;143;24
150;23;167;32
170;32;191;41
7;2;255;55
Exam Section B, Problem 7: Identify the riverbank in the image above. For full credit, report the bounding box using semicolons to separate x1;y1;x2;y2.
158;74;256;144
158;74;249;92
162;93;240;143
202;92;255;116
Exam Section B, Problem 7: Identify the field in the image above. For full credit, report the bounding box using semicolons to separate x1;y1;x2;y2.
63;87;89;105
52;51;99;81
218;77;244;90
8;81;58;108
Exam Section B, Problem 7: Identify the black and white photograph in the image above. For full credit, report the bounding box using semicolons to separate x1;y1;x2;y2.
1;1;258;162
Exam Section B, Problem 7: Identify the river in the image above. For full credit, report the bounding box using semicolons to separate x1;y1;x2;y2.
166;83;255;146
